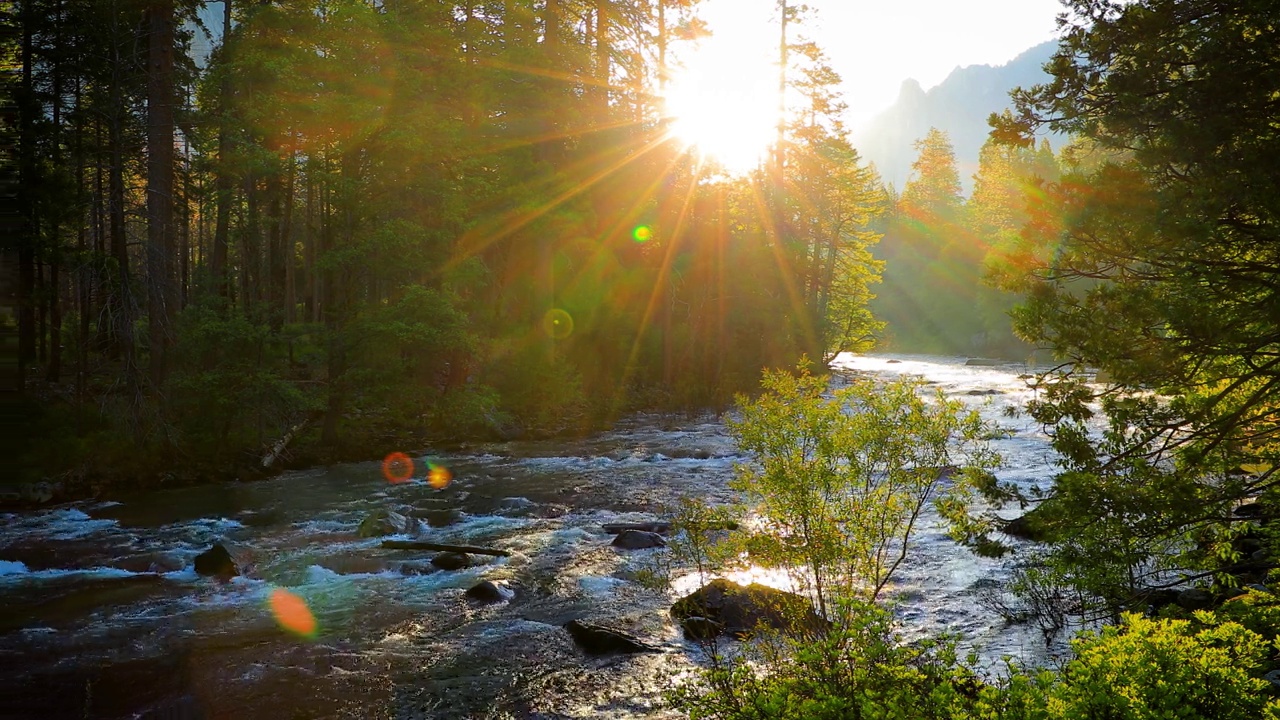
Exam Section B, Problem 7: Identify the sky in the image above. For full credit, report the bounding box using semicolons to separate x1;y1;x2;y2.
678;0;1064;134
190;0;1064;140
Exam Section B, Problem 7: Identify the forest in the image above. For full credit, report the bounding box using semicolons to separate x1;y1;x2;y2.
7;0;1280;718
9;0;893;491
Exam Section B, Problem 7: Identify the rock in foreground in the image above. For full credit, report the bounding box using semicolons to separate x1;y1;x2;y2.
671;578;826;638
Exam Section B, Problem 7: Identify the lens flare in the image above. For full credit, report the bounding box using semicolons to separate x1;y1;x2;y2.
269;588;317;638
632;225;653;243
542;309;574;340
381;452;414;484
427;462;453;490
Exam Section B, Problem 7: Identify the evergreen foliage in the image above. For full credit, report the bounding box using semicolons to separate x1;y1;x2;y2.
11;0;885;489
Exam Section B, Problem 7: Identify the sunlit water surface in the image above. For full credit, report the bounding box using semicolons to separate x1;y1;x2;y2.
1;354;1070;718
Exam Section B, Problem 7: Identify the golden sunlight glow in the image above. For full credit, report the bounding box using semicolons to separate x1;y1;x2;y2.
665;71;777;175
663;10;780;177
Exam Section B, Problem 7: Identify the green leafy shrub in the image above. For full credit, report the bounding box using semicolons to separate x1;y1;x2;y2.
1047;614;1278;720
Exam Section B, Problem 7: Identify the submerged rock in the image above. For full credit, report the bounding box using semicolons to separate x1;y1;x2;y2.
611;530;666;550
465;580;513;604
671;578;826;638
563;619;658;655
497;497;537;516
193;543;238;579
398;561;438;576
431;552;472;571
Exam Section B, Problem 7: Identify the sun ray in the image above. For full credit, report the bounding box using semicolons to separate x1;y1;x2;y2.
446;130;681;271
621;162;702;395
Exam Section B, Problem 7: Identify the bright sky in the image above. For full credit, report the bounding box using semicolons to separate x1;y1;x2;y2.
675;0;1064;134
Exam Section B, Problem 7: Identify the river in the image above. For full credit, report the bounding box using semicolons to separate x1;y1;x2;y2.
1;354;1068;718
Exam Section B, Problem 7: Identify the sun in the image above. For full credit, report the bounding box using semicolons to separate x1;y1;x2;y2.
664;72;778;175
662;12;780;177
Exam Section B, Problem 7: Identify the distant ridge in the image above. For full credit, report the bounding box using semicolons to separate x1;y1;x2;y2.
853;40;1060;194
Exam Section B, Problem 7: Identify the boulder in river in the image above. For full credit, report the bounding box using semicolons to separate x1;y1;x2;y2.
1136;588;1180;612
1001;503;1060;543
679;616;724;641
1177;587;1214;610
357;509;418;538
611;530;666;550
671;578;826;638
193;543;238;578
498;497;537;515
563;619;658;655
465;580;513;604
431;552;472;571
398;561;438;576
420;508;465;528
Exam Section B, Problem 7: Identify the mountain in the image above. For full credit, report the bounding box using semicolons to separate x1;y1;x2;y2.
853;41;1060;194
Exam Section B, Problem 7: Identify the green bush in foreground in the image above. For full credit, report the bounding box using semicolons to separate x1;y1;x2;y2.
673;609;1280;719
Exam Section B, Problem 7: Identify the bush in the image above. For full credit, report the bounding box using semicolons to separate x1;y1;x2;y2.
1048;614;1278;720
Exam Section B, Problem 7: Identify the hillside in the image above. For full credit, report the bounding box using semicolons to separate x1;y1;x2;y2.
854;40;1059;193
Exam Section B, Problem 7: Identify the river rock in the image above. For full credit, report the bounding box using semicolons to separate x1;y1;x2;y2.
1177;587;1214;610
19;482;55;505
1265;669;1280;688
357;509;416;538
498;497;536;515
399;561;438;576
1001;504;1059;543
1138;588;1180;612
193;543;238;579
465;580;513;604
671;578;826;638
420;508;465;528
611;530;666;550
563;619;658;655
965;358;1000;366
117;552;185;574
680;616;724;641
1233;502;1274;519
431;552;472;571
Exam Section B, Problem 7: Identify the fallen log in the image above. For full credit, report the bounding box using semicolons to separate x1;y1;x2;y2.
380;540;510;557
262;419;311;469
601;520;737;535
602;521;673;535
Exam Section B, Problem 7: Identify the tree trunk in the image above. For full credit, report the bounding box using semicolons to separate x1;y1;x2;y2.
147;0;177;387
265;168;285;327
211;0;232;299
17;0;37;388
544;0;560;48
47;262;62;381
595;1;609;113
283;153;296;324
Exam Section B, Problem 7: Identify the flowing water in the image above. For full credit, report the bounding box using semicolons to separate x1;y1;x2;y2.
1;354;1068;719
